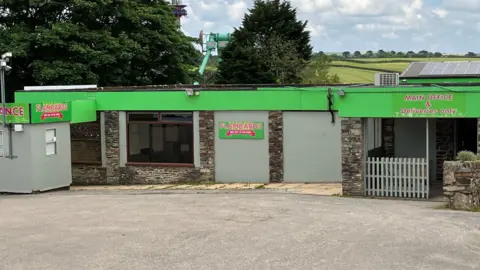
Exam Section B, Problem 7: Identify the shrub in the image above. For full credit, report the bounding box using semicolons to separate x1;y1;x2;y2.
456;150;478;162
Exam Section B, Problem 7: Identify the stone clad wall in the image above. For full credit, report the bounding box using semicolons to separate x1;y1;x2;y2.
268;111;283;183
382;118;394;157
444;161;480;210
72;111;215;185
341;118;364;196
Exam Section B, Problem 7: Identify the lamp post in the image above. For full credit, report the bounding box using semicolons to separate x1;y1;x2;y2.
0;52;12;128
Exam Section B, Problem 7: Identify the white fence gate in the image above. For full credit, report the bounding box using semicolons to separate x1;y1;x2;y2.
365;157;429;199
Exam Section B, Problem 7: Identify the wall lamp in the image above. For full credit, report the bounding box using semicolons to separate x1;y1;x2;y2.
337;89;345;97
185;88;200;97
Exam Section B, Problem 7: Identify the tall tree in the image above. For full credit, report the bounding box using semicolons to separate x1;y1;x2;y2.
216;0;312;84
0;0;199;101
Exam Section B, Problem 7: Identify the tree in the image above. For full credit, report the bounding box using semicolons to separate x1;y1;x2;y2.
434;52;443;57
342;51;351;58
466;52;477;57
407;51;415;57
396;51;405;57
0;0;199;98
418;50;429;57
377;49;386;58
365;50;374;57
353;51;362;58
216;0;312;84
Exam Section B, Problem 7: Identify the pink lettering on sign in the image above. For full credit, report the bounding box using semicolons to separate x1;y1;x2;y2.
226;130;256;136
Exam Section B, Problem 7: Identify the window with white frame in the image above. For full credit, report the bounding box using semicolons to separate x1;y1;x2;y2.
366;118;382;150
45;128;57;156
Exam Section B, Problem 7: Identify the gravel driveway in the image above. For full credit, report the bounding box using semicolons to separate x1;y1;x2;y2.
1;190;479;270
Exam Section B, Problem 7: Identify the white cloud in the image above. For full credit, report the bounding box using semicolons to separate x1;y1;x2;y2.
227;1;248;21
306;24;326;37
432;8;448;18
179;0;476;53
382;32;399;39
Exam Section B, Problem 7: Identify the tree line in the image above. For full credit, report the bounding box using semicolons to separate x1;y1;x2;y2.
325;50;479;59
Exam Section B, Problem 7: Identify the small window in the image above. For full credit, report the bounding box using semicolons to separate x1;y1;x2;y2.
160;112;193;122
46;128;57;156
128;112;159;122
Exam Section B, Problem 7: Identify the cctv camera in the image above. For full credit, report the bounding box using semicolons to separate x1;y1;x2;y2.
1;52;12;60
185;88;194;96
4;65;11;72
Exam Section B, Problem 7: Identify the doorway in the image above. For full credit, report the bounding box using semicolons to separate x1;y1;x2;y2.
455;119;477;154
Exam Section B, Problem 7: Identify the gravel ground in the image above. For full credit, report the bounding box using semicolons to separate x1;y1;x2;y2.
1;190;479;270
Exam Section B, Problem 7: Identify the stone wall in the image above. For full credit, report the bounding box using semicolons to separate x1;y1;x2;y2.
341;118;364;196
268;111;283;183
72;165;107;185
72;111;215;185
436;119;455;181
444;161;480;210
382;118;394;157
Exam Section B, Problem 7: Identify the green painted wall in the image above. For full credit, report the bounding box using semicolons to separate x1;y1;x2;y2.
14;85;480;120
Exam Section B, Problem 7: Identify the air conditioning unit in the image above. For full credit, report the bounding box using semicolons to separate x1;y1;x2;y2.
374;73;399;86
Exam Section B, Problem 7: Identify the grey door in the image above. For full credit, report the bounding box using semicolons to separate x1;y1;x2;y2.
214;111;269;183
283;112;341;183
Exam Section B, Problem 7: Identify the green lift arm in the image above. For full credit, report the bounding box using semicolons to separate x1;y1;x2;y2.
195;31;232;85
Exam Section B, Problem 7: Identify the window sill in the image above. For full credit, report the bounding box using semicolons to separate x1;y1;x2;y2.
72;161;102;165
126;162;194;168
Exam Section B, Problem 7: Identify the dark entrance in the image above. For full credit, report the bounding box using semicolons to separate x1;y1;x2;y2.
455;118;477;154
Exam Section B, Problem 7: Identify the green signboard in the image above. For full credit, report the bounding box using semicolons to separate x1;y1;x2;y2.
31;102;72;123
218;121;264;139
392;93;466;117
0;103;30;123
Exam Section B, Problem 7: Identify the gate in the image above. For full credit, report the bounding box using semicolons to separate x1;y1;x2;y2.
365;157;429;199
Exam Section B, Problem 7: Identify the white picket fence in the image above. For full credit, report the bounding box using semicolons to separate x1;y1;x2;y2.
365;157;429;199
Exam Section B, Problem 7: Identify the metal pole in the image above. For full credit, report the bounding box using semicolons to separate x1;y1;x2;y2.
426;118;430;199
0;62;6;128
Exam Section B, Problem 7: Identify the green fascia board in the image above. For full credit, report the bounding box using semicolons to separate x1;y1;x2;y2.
71;100;97;123
14;85;480;118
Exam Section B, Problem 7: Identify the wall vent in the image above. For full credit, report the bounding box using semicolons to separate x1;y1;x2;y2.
374;73;399;86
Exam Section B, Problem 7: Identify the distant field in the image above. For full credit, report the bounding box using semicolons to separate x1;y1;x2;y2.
328;67;376;84
327;57;480;83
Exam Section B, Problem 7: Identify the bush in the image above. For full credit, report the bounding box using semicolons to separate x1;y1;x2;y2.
456;151;478;162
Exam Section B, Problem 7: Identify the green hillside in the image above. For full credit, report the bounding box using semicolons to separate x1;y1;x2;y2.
325;57;480;83
197;57;480;84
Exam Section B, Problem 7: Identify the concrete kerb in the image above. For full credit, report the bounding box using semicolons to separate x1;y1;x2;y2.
70;183;343;196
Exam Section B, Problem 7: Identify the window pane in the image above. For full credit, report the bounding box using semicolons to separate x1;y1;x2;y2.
160;112;192;122
128;112;159;122
128;123;193;164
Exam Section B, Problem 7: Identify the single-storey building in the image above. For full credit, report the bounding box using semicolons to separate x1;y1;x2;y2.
3;62;480;199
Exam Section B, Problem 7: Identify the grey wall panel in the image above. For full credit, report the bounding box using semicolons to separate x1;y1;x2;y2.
0;123;72;193
30;122;72;191
214;111;269;183
118;111;127;167
283;112;342;183
0;126;33;193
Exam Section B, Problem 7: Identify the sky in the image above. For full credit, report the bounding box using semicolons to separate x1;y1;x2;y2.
178;0;479;54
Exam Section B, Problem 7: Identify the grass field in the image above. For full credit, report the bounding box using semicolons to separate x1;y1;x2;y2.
327;57;480;83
